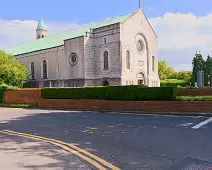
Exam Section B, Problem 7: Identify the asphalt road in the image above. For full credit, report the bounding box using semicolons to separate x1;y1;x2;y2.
1;108;212;170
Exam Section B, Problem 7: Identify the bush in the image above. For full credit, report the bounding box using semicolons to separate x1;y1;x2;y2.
42;86;177;101
0;89;4;103
176;96;212;101
0;83;15;90
161;79;190;87
184;86;197;89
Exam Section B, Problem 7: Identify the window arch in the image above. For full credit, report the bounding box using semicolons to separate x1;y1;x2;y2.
42;60;48;79
42;35;44;38
126;50;130;69
30;62;35;80
104;51;109;70
152;56;155;72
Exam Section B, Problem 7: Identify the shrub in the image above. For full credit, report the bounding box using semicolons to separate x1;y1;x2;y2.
176;96;212;101
161;79;190;87
184;86;197;89
177;85;183;89
0;83;16;103
0;83;15;90
42;86;177;101
0;89;4;103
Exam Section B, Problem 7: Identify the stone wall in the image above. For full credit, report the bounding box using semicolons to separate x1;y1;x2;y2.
16;47;65;86
120;9;160;87
64;37;85;80
84;24;121;86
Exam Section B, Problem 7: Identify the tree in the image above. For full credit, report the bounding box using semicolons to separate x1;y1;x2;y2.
158;61;175;80
177;71;192;81
0;51;29;87
192;53;205;84
205;55;212;85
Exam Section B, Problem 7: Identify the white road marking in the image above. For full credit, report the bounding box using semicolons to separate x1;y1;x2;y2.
177;123;193;127
192;118;212;129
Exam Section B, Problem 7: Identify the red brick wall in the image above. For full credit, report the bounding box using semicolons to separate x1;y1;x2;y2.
4;89;212;112
4;89;42;104
178;88;212;96
39;99;212;112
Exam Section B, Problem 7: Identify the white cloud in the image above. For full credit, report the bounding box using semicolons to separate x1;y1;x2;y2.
0;19;80;49
149;13;212;71
1;13;212;72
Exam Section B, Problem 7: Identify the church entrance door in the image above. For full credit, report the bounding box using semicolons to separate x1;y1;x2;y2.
102;81;109;86
137;72;145;85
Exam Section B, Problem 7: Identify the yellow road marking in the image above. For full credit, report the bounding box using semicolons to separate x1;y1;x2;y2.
2;129;120;170
49;141;107;170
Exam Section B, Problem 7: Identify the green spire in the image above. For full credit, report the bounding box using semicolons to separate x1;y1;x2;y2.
37;17;47;31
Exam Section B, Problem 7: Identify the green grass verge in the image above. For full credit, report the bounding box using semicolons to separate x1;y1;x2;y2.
176;96;212;101
0;103;39;108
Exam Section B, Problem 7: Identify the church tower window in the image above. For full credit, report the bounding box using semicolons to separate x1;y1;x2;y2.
126;50;130;69
104;51;109;70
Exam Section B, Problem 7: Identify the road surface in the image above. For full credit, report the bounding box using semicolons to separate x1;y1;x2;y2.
0;108;212;170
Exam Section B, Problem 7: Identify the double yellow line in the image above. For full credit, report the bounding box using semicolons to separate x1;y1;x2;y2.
2;129;120;170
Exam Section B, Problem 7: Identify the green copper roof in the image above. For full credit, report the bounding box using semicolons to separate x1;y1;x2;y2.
4;13;132;56
37;17;47;30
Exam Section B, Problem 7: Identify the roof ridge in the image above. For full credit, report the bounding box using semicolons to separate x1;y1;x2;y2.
37;12;133;38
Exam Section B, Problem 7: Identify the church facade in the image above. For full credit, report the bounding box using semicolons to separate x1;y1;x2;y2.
4;8;160;88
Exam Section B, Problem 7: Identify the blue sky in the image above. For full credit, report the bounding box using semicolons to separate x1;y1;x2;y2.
0;0;212;71
0;0;211;22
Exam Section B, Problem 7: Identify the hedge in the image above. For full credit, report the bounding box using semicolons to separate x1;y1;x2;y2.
0;89;4;103
161;79;190;87
176;96;212;101
42;86;177;101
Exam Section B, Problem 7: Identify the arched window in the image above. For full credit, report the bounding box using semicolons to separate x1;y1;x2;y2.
30;62;35;80
126;50;130;69
43;60;48;79
104;51;109;70
42;35;44;38
152;56;155;72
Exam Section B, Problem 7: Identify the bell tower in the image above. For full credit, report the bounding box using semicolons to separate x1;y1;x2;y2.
36;17;48;39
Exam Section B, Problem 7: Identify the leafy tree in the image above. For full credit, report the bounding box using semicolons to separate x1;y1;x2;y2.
169;72;179;79
158;61;175;80
205;55;212;85
0;51;29;87
192;53;205;84
177;71;192;81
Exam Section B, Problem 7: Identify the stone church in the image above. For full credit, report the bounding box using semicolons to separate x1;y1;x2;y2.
4;6;160;88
